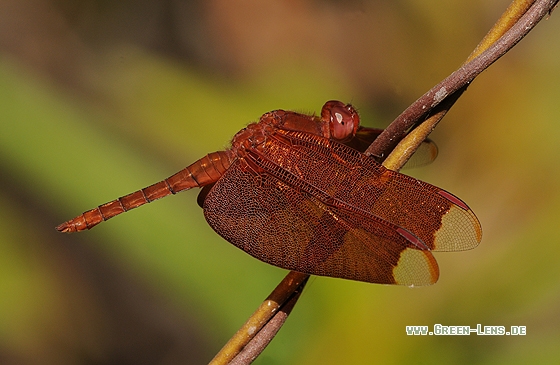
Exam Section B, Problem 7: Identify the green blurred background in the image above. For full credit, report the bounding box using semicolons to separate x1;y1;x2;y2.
1;0;559;364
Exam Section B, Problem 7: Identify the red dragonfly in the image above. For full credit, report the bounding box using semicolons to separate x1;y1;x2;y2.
57;101;481;286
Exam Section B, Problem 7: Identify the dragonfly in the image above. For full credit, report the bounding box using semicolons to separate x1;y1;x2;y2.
57;101;481;286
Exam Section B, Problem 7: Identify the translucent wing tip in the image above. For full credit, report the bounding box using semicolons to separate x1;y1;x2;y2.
434;203;482;252
393;248;440;286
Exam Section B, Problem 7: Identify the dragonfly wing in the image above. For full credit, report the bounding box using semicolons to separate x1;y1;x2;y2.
267;129;481;252
203;161;439;286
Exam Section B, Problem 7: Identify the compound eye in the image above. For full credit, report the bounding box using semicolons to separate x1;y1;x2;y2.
321;100;360;142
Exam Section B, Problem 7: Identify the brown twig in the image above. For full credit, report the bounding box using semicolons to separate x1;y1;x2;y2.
210;1;558;364
228;278;306;365
209;272;309;365
368;0;559;170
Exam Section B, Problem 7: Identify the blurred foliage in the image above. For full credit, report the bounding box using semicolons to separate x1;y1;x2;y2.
1;0;560;364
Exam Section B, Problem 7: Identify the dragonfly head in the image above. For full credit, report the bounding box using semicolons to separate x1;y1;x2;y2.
322;100;360;143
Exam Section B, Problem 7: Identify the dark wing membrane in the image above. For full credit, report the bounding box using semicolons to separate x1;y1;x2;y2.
203;161;438;285
346;127;438;168
259;129;482;252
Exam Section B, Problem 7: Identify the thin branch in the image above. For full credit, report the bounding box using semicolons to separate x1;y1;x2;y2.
228;278;305;365
368;0;559;170
209;272;309;365
467;0;535;62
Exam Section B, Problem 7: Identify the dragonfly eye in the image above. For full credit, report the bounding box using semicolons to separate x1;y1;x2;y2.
322;100;360;142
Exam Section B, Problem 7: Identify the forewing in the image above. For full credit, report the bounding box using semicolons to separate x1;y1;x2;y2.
203;161;439;285
258;129;482;252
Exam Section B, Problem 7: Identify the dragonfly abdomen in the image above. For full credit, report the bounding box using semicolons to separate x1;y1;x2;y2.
57;151;232;232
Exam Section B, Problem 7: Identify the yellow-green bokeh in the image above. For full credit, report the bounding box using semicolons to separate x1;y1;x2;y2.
1;1;559;364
